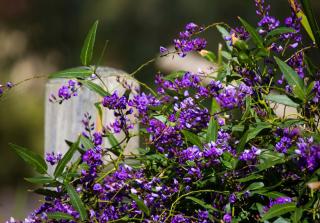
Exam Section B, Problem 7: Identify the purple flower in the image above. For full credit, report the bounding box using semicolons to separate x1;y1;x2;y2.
93;132;103;146
223;213;232;223
45;152;62;165
173;22;207;57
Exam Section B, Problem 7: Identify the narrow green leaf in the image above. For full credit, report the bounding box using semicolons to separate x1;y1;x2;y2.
266;27;296;39
79;135;94;151
238;123;271;150
206;117;218;142
274;56;305;100
246;182;264;191
264;93;299;108
216;25;232;50
291;208;303;223
238;17;264;48
47;212;74;221
186;196;221;213
65;184;88;221
199;50;216;63
81;80;109;97
54;139;79;177
297;10;315;42
262;202;296;221
49;67;93;79
181;130;202;147
164;71;186;81
25;176;55;184
80;20;99;66
300;0;320;46
107;134;121;156
129;194;150;216
237;174;263;183
33;188;62;197
9;143;47;174
258;151;286;171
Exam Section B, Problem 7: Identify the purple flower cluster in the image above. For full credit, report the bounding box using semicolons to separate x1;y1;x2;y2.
295;137;320;171
264;196;292;212
239;146;261;162
312;81;320;103
45;152;62;165
102;91;134;133
216;84;253;109
173;22;207;57
0;81;13;96
49;80;81;103
275;127;300;153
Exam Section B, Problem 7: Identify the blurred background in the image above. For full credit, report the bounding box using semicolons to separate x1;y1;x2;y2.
0;0;319;220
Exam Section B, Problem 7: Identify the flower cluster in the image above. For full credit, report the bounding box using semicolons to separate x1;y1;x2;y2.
173;22;207;57
8;0;320;222
49;80;81;103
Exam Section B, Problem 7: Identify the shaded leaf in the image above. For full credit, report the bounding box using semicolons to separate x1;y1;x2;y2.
186;196;221;213
81;80;109;97
54;139;79;178
49;67;92;79
246;182;264;191
107;134;122;156
65;184;88;220
238;123;271;150
80;20;99;66
25;176;55;184
237;174;263;183
79;135;94;151
181;130;202;147
206;117;218;142
274;57;305;100
266;27;296;38
47;212;74;221
262;202;296;221
238;17;264;48
129;194;150;216
9;143;47;174
265;93;299;108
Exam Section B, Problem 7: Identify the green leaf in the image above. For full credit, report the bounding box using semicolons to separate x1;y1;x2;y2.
200;50;216;62
129;194;150;216
238;17;264;48
47;212;74;221
164;71;186;81
297;10;315;42
274;57;305;100
181;130;202;147
237;174;263;183
65;184;88;221
54;139;79;178
206;117;218;142
81;80;109;97
264;93;299;108
80;20;99;66
25;176;55;184
262;202;296;221
107;134;121;156
300;0;320;46
291;208;303;223
238;123;271;150
216;25;232;50
246;182;264;191
258;151;285;171
79;135;94;151
33;188;62;197
266;27;296;39
49;67;93;79
186;196;221;213
9;143;47;174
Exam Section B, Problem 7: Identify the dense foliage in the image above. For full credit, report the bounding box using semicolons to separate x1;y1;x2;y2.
4;0;320;222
